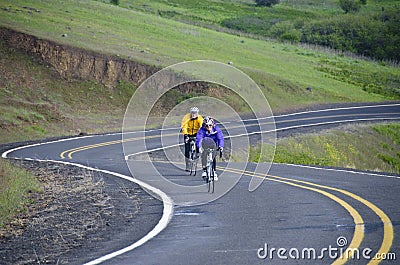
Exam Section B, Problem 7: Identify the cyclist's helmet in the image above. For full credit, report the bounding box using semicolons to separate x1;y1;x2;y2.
203;116;215;127
190;107;199;114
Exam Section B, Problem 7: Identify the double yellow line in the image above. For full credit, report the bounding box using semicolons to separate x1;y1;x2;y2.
60;133;177;159
60;112;399;159
60;139;123;159
60;138;394;264
222;166;393;265
59;117;395;264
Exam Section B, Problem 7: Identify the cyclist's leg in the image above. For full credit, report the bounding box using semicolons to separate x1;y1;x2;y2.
212;156;219;181
212;157;216;171
201;150;207;179
184;140;190;158
189;136;199;159
201;151;207;169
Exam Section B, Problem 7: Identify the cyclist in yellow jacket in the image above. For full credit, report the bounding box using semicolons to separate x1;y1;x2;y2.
181;107;204;171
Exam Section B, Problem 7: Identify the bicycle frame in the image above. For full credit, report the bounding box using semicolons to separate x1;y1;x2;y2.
188;138;198;175
205;148;215;193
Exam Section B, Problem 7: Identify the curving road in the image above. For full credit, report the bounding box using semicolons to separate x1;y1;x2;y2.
3;103;400;264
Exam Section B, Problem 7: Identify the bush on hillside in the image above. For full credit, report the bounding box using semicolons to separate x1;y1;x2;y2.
269;21;301;43
221;16;275;35
254;0;280;7
301;11;400;61
110;0;119;6
339;0;362;13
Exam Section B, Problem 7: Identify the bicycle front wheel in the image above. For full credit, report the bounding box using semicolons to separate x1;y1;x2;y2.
207;167;214;193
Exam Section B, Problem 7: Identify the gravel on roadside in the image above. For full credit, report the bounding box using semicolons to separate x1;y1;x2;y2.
0;159;163;265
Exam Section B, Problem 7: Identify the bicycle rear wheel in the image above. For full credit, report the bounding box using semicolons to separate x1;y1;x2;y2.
189;151;197;175
193;157;197;176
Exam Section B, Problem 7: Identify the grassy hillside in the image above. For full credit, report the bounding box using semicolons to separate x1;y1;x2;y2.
0;0;398;144
249;123;400;174
0;0;399;243
115;0;400;62
1;1;399;109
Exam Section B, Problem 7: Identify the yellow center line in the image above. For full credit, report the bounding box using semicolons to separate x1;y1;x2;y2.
60;112;399;159
263;174;393;265
57;127;394;264
60;133;177;159
221;167;363;264
60;139;123;159
221;166;393;265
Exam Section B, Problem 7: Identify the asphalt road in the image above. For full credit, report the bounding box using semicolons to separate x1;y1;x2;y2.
3;102;400;265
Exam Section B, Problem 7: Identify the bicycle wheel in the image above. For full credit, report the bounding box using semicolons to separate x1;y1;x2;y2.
189;140;197;175
210;169;214;193
207;165;214;193
193;156;197;176
189;159;194;175
189;150;197;175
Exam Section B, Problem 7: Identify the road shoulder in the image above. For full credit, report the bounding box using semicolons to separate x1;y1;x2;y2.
0;159;163;264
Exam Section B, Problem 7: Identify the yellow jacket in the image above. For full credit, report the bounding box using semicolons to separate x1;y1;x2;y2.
181;113;203;136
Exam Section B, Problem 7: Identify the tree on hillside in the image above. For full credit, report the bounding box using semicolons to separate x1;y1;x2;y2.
254;0;280;7
339;0;365;13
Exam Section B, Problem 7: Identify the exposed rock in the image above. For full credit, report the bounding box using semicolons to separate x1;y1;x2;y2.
0;27;159;88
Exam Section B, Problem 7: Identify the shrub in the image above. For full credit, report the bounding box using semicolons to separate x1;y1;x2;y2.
254;0;280;7
301;12;400;61
110;0;119;6
269;21;301;43
339;0;361;13
221;16;275;35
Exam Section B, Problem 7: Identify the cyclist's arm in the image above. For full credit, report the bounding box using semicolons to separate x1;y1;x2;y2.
197;115;204;129
216;127;224;148
181;113;191;135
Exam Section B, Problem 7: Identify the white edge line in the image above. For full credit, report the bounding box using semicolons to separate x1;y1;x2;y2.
4;103;396;157
1;132;123;158
278;163;400;179
126;117;400;180
265;102;400;120
2;147;174;265
232;117;400;138
2;105;397;262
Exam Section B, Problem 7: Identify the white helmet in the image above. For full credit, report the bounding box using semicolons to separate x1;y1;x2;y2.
190;107;199;114
203;116;215;127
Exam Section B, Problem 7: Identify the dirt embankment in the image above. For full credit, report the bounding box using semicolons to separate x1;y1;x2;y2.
0;27;247;118
0;27;159;88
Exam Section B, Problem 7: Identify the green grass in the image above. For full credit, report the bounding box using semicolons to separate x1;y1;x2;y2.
0;0;398;236
0;159;41;227
0;0;398;113
106;0;341;27
116;0;400;63
0;40;136;143
111;0;398;39
251;123;400;174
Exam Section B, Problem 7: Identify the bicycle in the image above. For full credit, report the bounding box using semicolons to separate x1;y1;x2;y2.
188;137;198;176
201;137;220;193
204;147;215;193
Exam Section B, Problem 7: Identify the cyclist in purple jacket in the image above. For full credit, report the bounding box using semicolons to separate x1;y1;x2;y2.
196;116;224;181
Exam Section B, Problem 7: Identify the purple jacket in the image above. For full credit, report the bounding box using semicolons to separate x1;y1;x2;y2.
196;125;224;149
